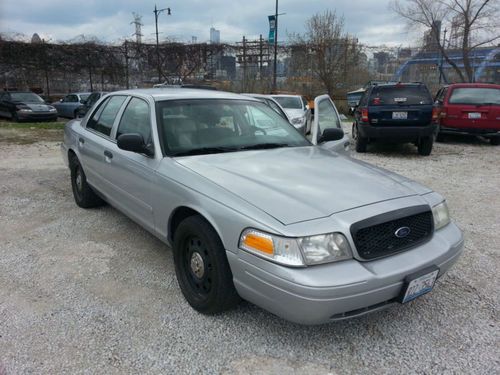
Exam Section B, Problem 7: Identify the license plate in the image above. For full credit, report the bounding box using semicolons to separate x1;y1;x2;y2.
468;112;481;119
392;111;407;120
400;267;439;304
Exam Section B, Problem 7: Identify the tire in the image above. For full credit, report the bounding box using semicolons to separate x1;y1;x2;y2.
69;155;105;208
353;123;368;153
12;112;19;122
73;109;79;119
490;137;500;146
418;137;433;156
173;215;240;314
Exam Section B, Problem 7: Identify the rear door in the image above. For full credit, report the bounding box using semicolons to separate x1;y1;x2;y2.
444;86;500;130
79;95;128;196
368;85;433;126
310;95;350;155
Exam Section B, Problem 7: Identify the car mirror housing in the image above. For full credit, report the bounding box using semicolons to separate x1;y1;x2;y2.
117;133;154;157
318;128;345;143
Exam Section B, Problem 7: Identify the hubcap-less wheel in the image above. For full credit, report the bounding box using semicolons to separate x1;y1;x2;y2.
184;236;213;296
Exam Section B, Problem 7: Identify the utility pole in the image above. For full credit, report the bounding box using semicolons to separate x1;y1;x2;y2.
154;4;171;84
272;0;278;92
439;28;447;85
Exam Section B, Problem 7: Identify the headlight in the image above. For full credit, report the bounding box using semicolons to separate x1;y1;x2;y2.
432;201;450;230
17;108;33;113
291;117;305;125
48;107;57;112
239;229;353;266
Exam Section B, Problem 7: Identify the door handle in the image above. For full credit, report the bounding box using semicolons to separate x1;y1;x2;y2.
104;150;113;159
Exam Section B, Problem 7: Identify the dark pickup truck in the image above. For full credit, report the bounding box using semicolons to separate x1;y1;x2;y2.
352;83;438;155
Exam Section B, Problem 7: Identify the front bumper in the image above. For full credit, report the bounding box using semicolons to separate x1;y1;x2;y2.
17;111;58;121
358;123;437;142
228;222;464;325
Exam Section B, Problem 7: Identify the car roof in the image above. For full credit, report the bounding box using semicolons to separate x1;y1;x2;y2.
110;88;260;102
270;94;302;98
445;83;500;89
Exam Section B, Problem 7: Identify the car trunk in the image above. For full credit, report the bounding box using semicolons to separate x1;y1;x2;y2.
443;104;500;130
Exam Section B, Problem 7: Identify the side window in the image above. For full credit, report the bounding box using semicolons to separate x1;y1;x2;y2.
69;95;79;103
116;97;151;142
317;98;341;140
359;91;369;107
86;95;126;137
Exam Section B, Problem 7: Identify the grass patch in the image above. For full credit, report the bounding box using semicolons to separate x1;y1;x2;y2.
0;121;66;129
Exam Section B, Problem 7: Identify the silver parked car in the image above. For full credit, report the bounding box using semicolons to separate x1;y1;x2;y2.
61;88;463;325
53;92;91;118
271;94;312;134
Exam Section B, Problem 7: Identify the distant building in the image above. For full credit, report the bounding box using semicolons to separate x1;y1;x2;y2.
210;27;220;44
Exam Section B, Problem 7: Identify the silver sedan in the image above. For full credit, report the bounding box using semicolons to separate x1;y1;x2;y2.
61;88;463;324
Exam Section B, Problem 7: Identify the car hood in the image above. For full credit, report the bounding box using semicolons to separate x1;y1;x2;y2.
175;147;431;225
283;108;305;119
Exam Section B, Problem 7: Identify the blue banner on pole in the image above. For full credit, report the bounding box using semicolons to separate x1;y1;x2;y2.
268;15;276;44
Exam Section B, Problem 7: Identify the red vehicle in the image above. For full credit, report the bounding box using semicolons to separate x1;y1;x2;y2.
434;83;500;145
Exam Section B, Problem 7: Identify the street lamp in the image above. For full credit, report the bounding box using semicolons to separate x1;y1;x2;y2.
154;4;171;83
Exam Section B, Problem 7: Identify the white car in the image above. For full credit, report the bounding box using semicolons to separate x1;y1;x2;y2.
271;94;312;134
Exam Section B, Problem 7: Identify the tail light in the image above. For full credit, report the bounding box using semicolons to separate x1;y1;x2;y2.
361;108;369;122
432;107;439;121
439;109;447;119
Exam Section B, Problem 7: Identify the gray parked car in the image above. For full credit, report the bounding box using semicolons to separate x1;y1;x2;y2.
61;88;463;325
53;92;91;118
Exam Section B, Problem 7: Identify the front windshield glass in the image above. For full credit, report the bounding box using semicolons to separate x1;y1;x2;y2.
272;96;303;109
10;92;44;103
157;99;309;156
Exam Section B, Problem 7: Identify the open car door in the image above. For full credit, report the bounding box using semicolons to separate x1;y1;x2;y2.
309;95;350;155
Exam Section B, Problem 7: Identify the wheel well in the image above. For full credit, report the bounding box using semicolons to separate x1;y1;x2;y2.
168;207;204;243
68;149;77;166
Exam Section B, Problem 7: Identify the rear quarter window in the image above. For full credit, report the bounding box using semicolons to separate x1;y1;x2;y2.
370;86;432;105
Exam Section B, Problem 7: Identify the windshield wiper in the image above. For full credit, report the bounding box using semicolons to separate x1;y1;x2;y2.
238;143;291;150
172;146;238;156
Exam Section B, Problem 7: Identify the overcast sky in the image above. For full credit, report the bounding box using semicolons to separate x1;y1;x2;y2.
0;0;413;46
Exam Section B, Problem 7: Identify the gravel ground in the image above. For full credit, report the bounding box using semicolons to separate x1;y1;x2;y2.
0;126;498;374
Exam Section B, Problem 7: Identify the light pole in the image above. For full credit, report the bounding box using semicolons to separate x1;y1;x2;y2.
154;4;171;83
272;0;278;92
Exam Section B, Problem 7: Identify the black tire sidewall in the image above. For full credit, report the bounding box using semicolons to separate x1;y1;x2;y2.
418;137;433;156
173;216;238;314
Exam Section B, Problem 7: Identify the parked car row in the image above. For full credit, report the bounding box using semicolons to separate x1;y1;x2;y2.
350;82;500;155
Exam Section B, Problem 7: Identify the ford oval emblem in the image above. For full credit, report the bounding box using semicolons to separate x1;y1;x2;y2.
395;226;411;238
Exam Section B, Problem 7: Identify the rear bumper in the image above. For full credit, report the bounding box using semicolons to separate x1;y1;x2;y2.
439;126;500;137
228;222;463;325
358;123;437;141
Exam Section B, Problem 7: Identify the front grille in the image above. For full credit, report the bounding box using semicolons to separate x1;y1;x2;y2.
351;206;433;260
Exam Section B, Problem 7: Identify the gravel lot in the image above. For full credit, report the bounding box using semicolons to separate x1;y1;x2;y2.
0;125;498;374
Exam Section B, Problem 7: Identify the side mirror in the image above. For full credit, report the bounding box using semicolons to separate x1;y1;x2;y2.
59;98;63;102
318;128;345;143
80;99;87;104
117;133;154;157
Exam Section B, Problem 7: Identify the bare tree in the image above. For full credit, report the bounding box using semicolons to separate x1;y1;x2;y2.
290;10;363;96
391;0;500;82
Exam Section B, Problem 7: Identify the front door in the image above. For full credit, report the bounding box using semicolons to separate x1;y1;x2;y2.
310;94;350;155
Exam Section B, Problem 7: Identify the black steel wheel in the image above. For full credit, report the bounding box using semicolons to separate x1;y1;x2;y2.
173;215;240;314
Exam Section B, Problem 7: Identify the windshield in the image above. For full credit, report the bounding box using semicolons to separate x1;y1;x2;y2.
449;87;500;105
157;99;309;156
272;96;303;109
80;94;90;101
10;92;45;103
369;86;432;105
